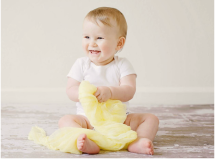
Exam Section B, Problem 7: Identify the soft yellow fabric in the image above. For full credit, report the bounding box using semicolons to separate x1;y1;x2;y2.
28;81;137;154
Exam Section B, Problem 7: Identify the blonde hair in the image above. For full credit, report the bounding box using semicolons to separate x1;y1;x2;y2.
85;7;128;39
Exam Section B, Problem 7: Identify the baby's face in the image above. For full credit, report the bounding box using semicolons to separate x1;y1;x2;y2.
82;18;120;66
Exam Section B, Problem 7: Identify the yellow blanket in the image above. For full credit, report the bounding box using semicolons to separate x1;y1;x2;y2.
28;81;137;154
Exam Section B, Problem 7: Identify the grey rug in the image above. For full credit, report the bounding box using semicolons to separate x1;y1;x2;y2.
1;104;214;158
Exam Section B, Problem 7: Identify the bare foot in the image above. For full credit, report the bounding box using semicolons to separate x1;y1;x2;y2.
77;134;100;154
128;138;154;155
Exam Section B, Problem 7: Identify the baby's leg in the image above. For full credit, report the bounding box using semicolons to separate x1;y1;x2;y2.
58;115;100;154
124;113;159;155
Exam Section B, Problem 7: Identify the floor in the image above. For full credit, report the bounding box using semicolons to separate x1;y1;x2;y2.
1;103;214;158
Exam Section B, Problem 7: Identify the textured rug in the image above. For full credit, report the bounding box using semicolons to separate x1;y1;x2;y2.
1;103;214;158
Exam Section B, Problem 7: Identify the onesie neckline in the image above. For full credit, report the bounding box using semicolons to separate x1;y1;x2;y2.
91;56;116;67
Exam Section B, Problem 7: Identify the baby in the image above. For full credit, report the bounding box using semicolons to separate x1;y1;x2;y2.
58;7;159;155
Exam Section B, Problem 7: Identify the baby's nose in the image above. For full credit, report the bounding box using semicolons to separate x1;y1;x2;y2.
90;40;98;47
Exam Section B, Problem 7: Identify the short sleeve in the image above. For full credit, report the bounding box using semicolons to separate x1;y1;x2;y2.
67;58;84;82
118;58;137;79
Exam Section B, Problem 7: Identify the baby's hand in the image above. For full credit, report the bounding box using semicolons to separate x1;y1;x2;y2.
94;86;112;103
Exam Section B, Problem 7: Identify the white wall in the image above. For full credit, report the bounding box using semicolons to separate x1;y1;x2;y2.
2;0;214;105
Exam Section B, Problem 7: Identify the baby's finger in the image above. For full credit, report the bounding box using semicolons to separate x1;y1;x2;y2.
99;98;104;103
102;97;107;102
97;95;102;102
94;89;100;97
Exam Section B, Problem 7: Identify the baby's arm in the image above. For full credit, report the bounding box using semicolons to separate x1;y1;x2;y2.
66;77;80;102
94;74;136;103
109;74;136;102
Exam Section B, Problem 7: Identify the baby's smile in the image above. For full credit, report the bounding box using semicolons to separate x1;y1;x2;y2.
89;50;101;55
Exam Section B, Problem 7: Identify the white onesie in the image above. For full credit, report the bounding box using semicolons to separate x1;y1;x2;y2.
67;56;136;116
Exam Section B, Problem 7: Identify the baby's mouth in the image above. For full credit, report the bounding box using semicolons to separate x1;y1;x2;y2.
89;50;101;54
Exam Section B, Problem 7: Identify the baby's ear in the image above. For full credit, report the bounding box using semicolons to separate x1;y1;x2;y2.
116;37;126;51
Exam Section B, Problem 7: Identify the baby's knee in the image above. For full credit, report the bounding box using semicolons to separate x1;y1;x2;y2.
58;115;77;128
147;113;159;125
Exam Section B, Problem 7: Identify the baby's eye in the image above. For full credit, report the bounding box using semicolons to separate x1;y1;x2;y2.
84;36;90;39
97;37;103;39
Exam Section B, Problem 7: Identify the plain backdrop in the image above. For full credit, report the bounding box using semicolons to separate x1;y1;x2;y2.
2;0;214;105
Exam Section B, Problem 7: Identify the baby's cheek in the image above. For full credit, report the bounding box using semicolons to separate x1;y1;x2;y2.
82;41;88;52
101;44;113;54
